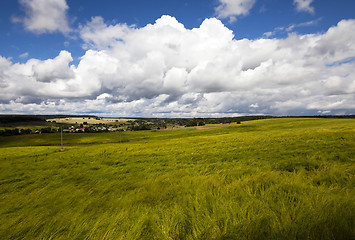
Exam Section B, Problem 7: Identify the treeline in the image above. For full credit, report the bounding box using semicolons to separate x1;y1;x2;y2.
137;115;274;127
129;115;355;129
0;127;57;136
0;114;98;124
0;115;46;124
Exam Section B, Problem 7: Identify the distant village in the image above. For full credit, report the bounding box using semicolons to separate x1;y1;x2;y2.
63;125;123;133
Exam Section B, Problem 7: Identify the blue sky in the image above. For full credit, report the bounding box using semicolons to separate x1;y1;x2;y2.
0;0;354;117
1;0;354;62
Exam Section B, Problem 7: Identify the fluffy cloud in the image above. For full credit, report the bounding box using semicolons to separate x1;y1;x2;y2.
215;0;256;22
33;50;75;82
1;16;355;116
15;0;71;34
79;16;132;50
293;0;314;14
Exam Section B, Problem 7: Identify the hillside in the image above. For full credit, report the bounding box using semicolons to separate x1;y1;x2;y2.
0;118;354;239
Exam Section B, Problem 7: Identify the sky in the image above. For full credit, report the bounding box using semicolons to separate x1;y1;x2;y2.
0;0;354;117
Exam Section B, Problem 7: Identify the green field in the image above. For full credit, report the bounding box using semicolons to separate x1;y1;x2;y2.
0;118;354;239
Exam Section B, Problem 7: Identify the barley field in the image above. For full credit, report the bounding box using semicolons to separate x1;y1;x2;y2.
0;118;354;239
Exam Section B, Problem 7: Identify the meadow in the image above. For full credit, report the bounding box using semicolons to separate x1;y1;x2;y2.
0;118;354;239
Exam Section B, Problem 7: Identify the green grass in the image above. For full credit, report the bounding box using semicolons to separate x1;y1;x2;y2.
0;118;354;239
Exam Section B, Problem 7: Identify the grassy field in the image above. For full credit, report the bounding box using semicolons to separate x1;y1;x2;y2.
0;118;354;239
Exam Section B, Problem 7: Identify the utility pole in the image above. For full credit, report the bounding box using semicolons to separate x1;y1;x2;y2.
60;126;63;152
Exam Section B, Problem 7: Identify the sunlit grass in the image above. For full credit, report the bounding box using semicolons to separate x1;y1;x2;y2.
0;118;354;239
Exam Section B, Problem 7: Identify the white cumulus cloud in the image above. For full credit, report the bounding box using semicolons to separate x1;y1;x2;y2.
15;0;71;34
215;0;256;22
79;16;132;50
1;16;355;117
293;0;315;14
33;50;75;82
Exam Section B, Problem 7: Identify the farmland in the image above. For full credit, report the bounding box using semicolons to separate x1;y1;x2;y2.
0;118;354;239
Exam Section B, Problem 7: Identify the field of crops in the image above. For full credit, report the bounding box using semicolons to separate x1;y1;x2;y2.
0;118;354;239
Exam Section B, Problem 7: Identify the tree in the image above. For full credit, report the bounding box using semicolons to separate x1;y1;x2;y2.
41;127;52;133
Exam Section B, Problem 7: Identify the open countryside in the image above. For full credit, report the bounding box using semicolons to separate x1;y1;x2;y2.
1;0;355;239
0;118;354;239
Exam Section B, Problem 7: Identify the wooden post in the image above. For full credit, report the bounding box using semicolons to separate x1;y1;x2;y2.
60;126;63;152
